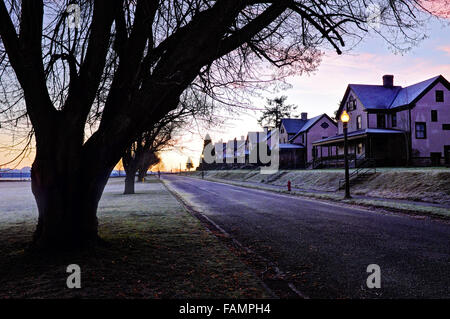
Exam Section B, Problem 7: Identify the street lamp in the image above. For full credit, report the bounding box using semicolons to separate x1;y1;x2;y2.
201;154;205;179
340;110;351;199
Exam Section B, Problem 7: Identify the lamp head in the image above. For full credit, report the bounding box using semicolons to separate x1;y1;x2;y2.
340;110;350;123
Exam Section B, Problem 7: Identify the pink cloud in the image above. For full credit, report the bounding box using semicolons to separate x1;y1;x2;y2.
419;0;450;18
438;45;450;55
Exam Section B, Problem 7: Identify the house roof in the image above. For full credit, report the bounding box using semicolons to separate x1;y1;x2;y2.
336;75;449;118
280;118;307;134
288;114;337;142
389;76;441;108
348;85;402;110
278;143;304;149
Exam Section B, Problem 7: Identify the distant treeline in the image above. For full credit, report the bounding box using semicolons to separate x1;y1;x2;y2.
0;170;125;179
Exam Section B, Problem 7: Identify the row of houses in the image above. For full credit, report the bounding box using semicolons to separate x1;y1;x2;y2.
199;74;450;170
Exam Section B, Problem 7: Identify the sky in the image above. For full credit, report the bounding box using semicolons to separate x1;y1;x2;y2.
1;5;449;171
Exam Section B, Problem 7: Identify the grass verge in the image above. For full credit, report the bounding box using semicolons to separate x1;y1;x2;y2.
189;176;450;219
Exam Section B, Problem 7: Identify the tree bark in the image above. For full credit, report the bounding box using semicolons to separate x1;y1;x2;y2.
30;151;111;251
124;169;136;194
137;168;147;182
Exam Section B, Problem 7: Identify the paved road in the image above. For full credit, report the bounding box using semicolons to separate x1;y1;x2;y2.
163;175;450;298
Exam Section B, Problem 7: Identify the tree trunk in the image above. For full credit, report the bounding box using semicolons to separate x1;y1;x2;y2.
124;170;136;194
30;154;110;251
137;168;147;181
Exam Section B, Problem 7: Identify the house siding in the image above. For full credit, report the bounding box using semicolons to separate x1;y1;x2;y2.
410;82;450;162
338;91;367;133
292;116;338;162
279;123;290;143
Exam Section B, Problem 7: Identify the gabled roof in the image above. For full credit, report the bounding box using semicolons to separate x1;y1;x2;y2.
280;118;307;134
389;76;441;108
336;75;450;118
348;85;401;110
288;114;337;142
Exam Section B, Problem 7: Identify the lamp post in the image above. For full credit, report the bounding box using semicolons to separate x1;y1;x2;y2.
341;110;351;199
201;154;205;179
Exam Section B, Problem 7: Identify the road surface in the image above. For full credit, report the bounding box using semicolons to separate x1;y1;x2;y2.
163;175;450;298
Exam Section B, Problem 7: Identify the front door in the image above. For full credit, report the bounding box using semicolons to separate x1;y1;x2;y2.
445;146;450;166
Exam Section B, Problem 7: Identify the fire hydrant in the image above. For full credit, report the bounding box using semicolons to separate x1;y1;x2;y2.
287;180;291;192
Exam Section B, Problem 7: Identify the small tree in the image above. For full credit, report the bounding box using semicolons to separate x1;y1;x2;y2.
258;96;297;128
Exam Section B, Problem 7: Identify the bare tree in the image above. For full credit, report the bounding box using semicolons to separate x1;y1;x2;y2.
0;0;433;250
122;88;214;194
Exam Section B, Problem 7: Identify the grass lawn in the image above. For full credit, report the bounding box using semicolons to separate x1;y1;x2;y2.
0;178;269;298
188;167;450;206
191;176;450;219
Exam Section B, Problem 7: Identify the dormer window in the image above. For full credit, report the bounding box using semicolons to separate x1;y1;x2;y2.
436;90;444;102
347;97;356;111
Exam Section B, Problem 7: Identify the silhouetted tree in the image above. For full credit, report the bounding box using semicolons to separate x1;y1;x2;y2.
122;89;213;194
258;96;297;128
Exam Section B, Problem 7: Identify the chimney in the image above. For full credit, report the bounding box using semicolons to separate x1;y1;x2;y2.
383;75;394;87
301;112;308;121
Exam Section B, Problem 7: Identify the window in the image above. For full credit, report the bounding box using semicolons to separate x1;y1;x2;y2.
415;122;427;139
431;110;438;122
443;124;450;130
377;114;386;129
356;115;362;130
357;143;363;154
347;97;356;111
391;113;397;127
436;90;444;102
321;122;329;129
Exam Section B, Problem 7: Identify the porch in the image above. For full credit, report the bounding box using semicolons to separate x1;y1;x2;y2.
311;129;408;168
